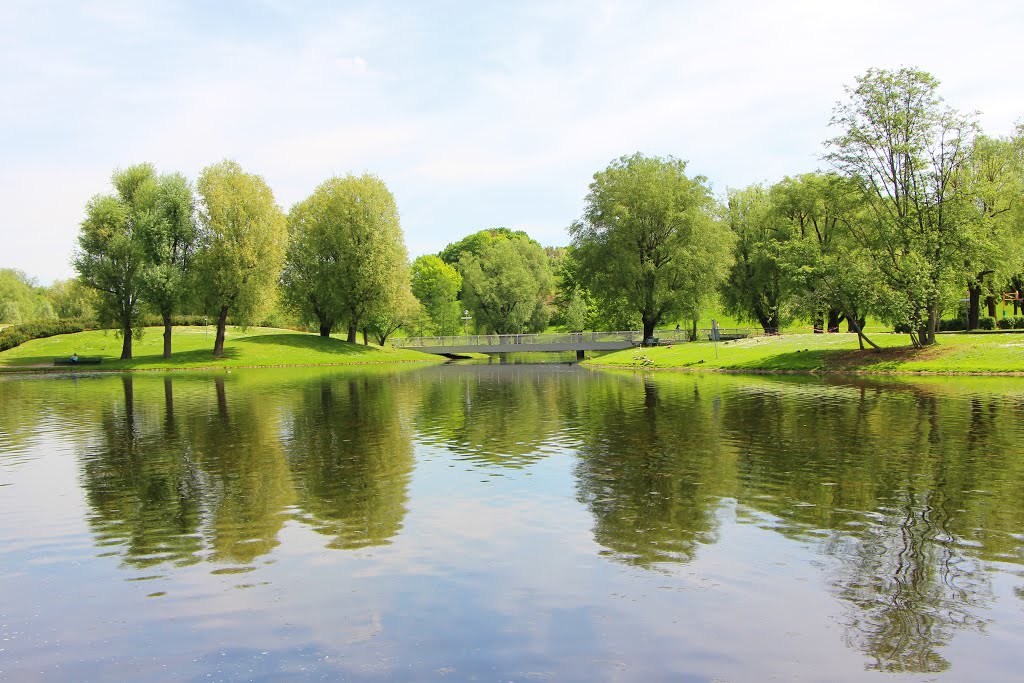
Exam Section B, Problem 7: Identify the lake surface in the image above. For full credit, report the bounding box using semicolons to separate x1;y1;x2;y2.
1;364;1023;682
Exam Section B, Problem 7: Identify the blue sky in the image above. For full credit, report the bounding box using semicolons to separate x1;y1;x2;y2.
2;0;1023;283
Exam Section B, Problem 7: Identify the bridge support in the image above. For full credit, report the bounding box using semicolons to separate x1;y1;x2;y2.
576;349;585;361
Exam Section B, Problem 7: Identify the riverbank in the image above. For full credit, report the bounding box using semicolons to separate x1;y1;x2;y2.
583;331;1024;375
0;326;444;372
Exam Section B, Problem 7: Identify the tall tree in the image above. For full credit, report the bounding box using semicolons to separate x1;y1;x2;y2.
721;185;795;333
826;67;978;346
281;175;408;343
961;130;1024;328
194;161;287;358
140;172;198;358
571;154;732;341
410;254;463;335
459;234;553;334
73;164;156;359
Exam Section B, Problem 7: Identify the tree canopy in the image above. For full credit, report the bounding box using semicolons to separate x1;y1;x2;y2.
571;153;733;340
194;160;287;357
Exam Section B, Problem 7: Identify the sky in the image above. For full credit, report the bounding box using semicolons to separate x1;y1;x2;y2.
2;0;1023;284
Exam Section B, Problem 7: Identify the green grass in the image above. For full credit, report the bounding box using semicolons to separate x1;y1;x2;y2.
0;326;443;371
585;331;1024;374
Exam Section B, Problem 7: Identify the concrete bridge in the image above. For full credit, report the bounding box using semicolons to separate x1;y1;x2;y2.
390;329;692;358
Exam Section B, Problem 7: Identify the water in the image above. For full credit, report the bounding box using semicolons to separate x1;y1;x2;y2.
1;366;1023;681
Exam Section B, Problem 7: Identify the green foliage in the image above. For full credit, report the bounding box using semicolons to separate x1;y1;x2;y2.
194;160;287;355
439;227;533;266
0;269;57;324
721;185;794;332
572;153;733;339
410;255;463;335
364;283;422;345
0;319;96;352
138;172;198;330
459;234;553;334
45;278;98;320
977;316;997;330
280;174;409;341
73;164;160;359
826;67;978;346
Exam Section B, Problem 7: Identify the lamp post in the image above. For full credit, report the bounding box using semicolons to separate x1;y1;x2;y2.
461;309;472;343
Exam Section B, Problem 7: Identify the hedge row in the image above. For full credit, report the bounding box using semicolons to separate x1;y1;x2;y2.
0;319;98;352
996;315;1024;330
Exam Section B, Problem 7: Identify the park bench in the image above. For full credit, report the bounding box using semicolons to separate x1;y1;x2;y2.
53;357;102;366
704;328;751;341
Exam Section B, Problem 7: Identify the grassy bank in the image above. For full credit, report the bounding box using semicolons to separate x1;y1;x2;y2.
584;332;1024;374
0;326;443;371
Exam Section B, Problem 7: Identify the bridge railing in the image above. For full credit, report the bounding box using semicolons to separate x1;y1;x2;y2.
391;331;643;348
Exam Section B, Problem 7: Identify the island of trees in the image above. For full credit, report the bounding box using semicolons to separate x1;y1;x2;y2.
2;67;1023;360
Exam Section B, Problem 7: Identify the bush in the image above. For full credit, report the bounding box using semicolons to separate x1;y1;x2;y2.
893;322;912;334
978;316;997;330
1016;316;1024;330
0;319;98;352
997;317;1014;330
939;318;966;331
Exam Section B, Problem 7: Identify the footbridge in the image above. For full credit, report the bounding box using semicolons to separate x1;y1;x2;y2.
390;330;693;358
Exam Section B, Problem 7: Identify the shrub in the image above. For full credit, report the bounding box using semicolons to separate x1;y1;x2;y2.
978;316;997;330
0;319;98;352
1015;316;1024;330
939;318;966;331
997;317;1014;330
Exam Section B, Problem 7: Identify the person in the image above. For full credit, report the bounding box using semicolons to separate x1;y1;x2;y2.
70;352;79;363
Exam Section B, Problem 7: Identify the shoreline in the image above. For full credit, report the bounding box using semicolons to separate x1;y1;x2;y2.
0;358;443;375
582;362;1024;377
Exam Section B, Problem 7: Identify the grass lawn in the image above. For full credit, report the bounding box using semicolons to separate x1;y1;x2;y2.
585;331;1024;374
0;326;443;371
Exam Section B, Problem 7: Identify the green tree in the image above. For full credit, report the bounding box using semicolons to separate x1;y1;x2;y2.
73;164;157;359
459;234;553;334
281;175;408;342
826;67;978;346
194;160;287;358
571;153;732;341
961;130;1024;328
139;173;197;358
721;185;795;333
364;280;421;345
45;278;97;320
410;254;463;335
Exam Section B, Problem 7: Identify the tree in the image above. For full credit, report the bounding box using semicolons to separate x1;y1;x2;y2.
410;255;463;335
721;185;795;334
364;281;421;345
572;153;733;341
459;234;553;334
140;173;198;358
281;175;408;343
194;161;287;358
45;278;97;320
826;67;978;346
960;130;1024;328
73;164;156;359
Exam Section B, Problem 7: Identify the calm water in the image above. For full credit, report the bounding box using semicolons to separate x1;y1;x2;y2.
1;365;1023;682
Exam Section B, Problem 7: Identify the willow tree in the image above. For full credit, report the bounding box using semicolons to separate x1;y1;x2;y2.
281;175;408;343
459;234;553;334
140;172;197;358
571;153;733;341
194;161;287;358
826;67;977;347
74;164;156;359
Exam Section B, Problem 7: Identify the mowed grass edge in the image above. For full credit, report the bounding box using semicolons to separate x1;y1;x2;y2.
584;332;1024;374
0;326;444;371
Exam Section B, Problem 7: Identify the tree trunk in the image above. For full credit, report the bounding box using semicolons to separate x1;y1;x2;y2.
120;326;133;360
642;318;656;342
967;280;982;330
690;318;698;342
319;322;332;337
362;328;369;345
986;295;997;318
347;321;358;344
827;308;844;333
162;312;173;359
213;306;229;358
